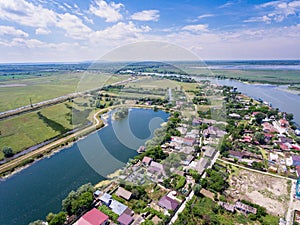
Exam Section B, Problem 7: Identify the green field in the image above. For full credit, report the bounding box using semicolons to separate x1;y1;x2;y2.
185;67;300;84
125;77;180;89
0;73;130;112
0;101;92;160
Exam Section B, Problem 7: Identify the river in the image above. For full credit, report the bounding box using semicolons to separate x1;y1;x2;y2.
196;77;300;126
0;108;168;225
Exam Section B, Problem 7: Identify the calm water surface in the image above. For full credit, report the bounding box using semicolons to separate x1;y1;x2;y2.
0;108;168;225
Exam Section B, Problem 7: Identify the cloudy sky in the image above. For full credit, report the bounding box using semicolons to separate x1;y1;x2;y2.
0;0;300;62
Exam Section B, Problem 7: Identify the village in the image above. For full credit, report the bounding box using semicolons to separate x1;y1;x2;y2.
32;76;300;225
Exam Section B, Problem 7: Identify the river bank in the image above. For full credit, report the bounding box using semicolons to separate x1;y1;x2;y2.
0;104;165;178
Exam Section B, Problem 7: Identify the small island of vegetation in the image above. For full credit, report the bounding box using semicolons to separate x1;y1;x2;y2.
112;107;129;120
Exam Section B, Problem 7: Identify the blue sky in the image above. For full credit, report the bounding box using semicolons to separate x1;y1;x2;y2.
0;0;300;62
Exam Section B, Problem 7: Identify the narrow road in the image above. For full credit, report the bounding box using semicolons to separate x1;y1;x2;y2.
217;158;295;181
169;190;194;224
0;76;136;120
169;151;220;224
285;179;300;225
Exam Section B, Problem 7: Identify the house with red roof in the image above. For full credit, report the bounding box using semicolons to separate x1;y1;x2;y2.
279;143;289;151
243;136;252;143
262;122;278;133
142;156;153;166
279;119;289;128
73;208;108;225
292;145;300;151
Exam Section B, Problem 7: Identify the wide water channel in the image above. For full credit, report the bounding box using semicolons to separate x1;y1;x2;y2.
0;108;168;225
197;77;300;126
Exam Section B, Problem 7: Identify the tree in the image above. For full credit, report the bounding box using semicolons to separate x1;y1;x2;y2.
194;184;202;196
46;212;55;222
2;146;14;158
286;113;294;121
255;113;265;124
49;212;66;225
296;137;300;145
254;132;265;144
62;183;94;215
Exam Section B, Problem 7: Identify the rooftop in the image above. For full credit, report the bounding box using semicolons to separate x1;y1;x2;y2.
203;146;216;158
110;199;128;215
116;187;132;201
142;156;153;165
74;208;108;225
158;195;179;211
117;212;134;225
99;193;112;205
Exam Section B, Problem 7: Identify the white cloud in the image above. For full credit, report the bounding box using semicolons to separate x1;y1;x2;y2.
256;0;300;23
218;1;234;9
0;0;93;40
244;15;272;24
56;13;92;39
197;14;214;19
0;0;57;28
0;26;28;37
91;21;151;41
182;24;208;32
131;10;160;21
35;28;51;35
89;0;123;22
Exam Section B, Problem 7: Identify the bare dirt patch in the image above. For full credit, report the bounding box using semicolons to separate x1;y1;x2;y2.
226;169;290;216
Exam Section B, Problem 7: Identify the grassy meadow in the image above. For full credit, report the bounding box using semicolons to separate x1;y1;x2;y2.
0;101;93;160
186;67;300;84
0;72;130;112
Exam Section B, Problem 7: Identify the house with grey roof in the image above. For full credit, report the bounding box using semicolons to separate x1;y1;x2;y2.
110;199;128;215
158;195;179;211
192;158;209;175
203;146;217;159
99;193;112;206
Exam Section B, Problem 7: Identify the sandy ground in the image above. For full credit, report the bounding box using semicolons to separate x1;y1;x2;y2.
226;169;290;216
95;180;112;188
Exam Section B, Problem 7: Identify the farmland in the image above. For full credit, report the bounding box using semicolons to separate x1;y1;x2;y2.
0;72;130;112
0;102;85;159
